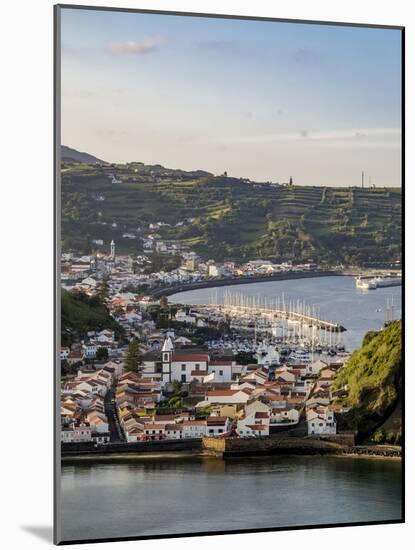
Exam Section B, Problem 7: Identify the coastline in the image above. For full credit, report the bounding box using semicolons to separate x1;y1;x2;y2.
151;270;341;298
61;445;401;463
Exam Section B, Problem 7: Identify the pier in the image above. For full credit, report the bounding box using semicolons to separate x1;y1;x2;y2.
201;290;346;333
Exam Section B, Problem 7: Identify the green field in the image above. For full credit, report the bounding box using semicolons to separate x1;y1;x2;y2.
61;161;401;265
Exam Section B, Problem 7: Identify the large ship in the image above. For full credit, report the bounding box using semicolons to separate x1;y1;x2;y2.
355;274;401;290
355;276;376;290
370;276;402;288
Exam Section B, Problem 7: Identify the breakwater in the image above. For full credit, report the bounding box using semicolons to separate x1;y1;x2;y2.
202;437;401;459
61;435;400;461
152;270;339;298
61;438;202;457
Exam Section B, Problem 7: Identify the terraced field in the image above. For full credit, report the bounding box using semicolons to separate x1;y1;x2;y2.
61;163;401;266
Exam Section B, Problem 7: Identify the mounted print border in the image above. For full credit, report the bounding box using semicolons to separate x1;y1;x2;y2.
54;4;405;545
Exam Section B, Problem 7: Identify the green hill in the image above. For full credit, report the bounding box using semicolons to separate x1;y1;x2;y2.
61;288;124;346
61;161;401;266
61;145;106;164
333;320;402;441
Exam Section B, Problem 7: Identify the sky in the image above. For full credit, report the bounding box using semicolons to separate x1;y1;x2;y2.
60;8;402;186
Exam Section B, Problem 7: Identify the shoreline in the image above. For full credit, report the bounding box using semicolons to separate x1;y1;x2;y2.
61;447;401;463
151;270;341;298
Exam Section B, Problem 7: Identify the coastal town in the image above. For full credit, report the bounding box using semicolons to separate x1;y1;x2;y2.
60;239;356;449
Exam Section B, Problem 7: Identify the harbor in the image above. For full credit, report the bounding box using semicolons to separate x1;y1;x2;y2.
170;275;402;351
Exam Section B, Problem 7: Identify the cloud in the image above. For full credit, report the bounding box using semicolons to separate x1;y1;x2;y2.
198;40;236;52
108;35;166;55
207;127;401;149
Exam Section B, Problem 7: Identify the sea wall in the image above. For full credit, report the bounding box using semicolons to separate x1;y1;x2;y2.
202;436;401;459
62;438;202;456
152;271;339;298
202;436;343;457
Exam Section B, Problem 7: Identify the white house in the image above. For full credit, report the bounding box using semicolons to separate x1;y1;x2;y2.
306;407;336;435
205;389;252;406
237;410;270;437
174;310;196;324
205;415;232;437
207;360;237;382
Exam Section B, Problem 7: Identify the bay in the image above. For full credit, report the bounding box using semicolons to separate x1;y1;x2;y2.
169;275;402;350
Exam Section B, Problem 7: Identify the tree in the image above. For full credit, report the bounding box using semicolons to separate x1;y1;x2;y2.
125;336;142;372
172;380;183;394
96;280;110;304
96;347;109;361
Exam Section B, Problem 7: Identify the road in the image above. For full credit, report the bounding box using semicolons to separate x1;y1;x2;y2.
104;382;125;442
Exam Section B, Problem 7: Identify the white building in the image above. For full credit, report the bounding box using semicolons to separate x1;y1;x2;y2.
161;337;209;384
307;407;336;435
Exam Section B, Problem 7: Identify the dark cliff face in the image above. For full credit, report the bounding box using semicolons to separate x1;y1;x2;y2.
334;320;402;439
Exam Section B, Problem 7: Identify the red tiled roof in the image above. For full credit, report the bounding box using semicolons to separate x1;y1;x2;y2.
206;416;228;425
172;353;209;362
207;390;238;396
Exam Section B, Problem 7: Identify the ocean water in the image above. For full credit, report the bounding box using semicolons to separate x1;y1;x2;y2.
60;455;402;541
169;275;401;350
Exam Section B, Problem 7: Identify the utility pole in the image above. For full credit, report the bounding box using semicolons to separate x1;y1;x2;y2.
361;171;364;189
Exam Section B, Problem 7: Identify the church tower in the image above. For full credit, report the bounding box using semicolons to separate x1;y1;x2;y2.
110;240;116;261
161;337;174;384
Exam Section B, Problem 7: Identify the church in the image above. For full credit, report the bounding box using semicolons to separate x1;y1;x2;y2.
161;337;240;385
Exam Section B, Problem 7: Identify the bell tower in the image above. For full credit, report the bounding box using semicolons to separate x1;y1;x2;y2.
110;240;116;261
161;337;174;384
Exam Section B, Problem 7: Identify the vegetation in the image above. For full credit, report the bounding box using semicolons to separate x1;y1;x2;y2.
333;321;402;440
124;336;142;372
61;288;124;346
96;347;109;361
61;161;401;266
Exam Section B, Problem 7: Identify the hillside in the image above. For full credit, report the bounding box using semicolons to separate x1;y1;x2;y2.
61;145;106;164
333;321;402;440
60;161;401;266
61;288;124;346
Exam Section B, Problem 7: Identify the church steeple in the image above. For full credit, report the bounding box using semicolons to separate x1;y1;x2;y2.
110;239;116;261
162;337;174;384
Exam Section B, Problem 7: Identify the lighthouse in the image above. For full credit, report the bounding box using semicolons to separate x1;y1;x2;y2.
110;240;116;261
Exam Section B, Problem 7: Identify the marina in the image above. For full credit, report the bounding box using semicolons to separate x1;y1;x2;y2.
170;276;402;351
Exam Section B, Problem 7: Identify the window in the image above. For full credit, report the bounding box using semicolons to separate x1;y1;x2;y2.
219;370;223;376
195;364;200;370
181;364;186;371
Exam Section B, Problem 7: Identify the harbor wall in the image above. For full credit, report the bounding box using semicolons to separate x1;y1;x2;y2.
152;271;339;298
202;436;400;458
202;436;343;457
61;438;202;456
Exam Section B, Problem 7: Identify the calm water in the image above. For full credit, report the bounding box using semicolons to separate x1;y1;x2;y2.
61;456;402;541
170;276;402;350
